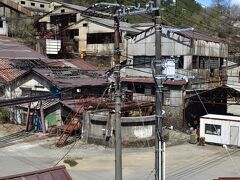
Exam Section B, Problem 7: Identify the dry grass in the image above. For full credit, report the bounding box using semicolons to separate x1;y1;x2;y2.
63;158;79;167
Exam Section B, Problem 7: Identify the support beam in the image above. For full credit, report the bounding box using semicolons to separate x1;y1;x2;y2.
40;101;46;133
26;102;31;132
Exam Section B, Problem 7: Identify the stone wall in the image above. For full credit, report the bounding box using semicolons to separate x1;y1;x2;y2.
163;105;184;129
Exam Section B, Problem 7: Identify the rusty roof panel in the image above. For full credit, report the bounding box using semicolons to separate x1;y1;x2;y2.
121;77;187;86
67;59;99;71
0;165;72;180
176;31;221;43
121;77;155;84
163;79;187;86
0;59;26;82
0;36;47;60
33;68;108;89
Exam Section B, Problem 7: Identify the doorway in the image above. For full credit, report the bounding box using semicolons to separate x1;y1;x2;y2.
230;126;239;146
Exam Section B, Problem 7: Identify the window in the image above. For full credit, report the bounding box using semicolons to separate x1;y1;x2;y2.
176;56;184;69
20;1;25;5
83;23;88;27
68;29;79;39
192;56;198;69
31;2;35;6
0;21;3;28
87;33;115;44
40;4;45;8
133;56;154;68
205;124;221;136
61;9;65;13
134;84;145;94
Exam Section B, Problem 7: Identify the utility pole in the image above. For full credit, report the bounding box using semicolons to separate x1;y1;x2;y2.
83;3;161;180
114;15;122;180
154;0;165;179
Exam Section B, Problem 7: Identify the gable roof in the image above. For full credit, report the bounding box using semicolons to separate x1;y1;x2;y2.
133;26;223;43
60;2;87;11
67;16;140;35
90;17;140;34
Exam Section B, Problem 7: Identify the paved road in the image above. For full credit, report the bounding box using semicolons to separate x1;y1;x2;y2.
0;138;239;180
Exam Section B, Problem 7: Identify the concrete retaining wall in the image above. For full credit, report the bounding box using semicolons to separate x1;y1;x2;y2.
82;110;155;147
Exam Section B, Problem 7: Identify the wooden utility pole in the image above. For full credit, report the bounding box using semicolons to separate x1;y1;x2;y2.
154;0;165;179
114;15;122;180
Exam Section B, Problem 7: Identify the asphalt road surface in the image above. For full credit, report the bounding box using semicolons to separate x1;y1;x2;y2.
0;138;239;180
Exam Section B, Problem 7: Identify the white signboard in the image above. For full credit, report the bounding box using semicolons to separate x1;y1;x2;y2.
46;39;61;55
163;59;175;78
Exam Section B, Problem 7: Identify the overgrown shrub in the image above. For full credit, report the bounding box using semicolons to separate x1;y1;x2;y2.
0;108;10;123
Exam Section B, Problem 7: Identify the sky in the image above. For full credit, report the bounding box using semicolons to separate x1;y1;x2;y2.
195;0;240;7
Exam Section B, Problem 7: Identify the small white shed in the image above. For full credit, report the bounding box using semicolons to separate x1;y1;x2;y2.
200;114;240;146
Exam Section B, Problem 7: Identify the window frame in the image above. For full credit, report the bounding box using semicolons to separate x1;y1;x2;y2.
205;123;221;136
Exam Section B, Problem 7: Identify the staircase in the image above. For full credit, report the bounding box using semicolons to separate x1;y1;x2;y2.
55;119;81;147
56;97;95;147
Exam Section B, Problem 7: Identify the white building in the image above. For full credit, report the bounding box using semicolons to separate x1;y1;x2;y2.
200;114;240;146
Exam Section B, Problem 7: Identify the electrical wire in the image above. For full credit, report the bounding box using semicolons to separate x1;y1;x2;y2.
192;89;240;177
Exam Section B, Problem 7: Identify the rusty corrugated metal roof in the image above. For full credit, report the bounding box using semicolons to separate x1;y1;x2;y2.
0;165;72;180
33;68;108;89
44;59;106;72
121;77;155;84
163;79;187;86
0;59;27;83
121;77;187;86
67;59;99;71
176;31;221;43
